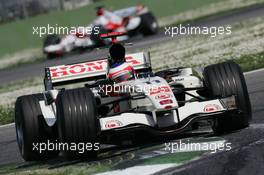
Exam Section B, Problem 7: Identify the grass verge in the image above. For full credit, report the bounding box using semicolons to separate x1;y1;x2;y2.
0;147;206;175
0;78;41;94
232;52;264;72
169;3;264;27
0;106;14;125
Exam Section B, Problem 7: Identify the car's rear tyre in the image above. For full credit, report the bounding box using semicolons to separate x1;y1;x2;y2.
15;94;58;161
56;88;100;159
139;12;158;36
43;34;61;47
90;25;109;47
203;61;252;134
43;34;61;59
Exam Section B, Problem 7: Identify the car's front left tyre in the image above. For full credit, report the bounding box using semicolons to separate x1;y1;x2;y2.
15;94;58;161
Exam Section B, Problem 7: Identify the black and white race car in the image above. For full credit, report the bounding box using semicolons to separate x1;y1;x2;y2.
15;39;251;161
43;5;158;59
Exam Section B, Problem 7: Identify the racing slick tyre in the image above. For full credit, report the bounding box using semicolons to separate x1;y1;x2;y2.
56;88;100;160
43;34;61;59
15;94;58;161
139;12;159;36
203;61;252;134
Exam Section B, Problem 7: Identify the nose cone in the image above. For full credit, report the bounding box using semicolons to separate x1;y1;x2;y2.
134;77;178;110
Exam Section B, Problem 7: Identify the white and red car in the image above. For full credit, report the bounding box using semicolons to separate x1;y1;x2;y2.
43;5;158;59
15;39;251;161
15;33;251;160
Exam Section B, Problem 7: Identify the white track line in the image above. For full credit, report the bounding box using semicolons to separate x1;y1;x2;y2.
97;164;176;175
0;122;14;128
244;68;264;75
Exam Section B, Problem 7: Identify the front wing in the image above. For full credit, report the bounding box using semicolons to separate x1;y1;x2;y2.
99;96;236;135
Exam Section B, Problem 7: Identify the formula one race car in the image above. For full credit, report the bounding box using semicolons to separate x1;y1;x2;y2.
15;37;251;161
43;5;158;59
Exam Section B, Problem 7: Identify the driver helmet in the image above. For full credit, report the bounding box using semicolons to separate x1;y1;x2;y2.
108;44;134;83
109;43;125;64
96;6;104;16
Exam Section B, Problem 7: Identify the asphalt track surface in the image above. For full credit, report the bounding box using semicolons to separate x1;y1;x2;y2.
0;4;264;174
0;69;263;174
0;4;264;85
156;69;264;175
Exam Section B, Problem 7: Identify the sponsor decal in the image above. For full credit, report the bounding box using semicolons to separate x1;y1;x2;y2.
174;78;184;81
50;60;107;78
50;57;141;78
105;120;123;129
125;56;141;65
160;99;173;105
100;32;124;38
164;105;173;109
149;86;171;95
155;93;172;100
204;104;221;112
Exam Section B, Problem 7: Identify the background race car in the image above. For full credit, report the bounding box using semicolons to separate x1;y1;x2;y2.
43;5;158;59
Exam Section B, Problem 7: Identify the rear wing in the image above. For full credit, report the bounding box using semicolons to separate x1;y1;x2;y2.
44;52;151;90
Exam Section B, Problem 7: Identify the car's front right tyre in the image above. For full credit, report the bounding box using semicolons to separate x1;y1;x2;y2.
203;61;252;134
